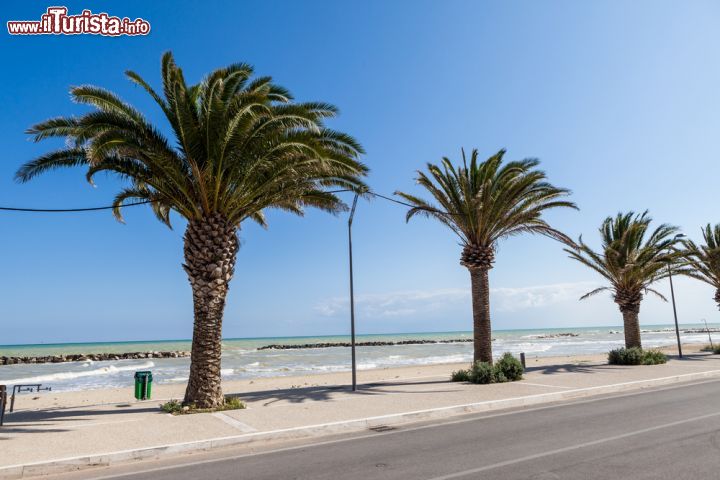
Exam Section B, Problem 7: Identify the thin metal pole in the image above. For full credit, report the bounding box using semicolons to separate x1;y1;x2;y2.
667;265;683;358
348;193;359;392
703;318;714;349
0;385;6;427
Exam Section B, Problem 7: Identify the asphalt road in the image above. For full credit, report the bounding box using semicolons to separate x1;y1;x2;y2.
61;378;720;480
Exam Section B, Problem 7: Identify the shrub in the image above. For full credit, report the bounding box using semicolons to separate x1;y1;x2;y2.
222;396;246;410
608;347;643;365
641;349;668;365
493;352;524;381
701;344;720;354
451;353;524;384
492;368;508;383
608;347;667;365
160;396;246;415
160;399;183;414
451;369;470;382
469;361;495;384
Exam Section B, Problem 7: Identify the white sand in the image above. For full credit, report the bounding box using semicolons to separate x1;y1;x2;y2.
12;343;707;411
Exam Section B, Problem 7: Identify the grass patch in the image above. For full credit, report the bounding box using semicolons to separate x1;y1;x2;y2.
608;347;667;365
160;396;246;415
450;352;524;384
701;344;720;354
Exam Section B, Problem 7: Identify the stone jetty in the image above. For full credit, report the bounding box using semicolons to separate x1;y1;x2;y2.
258;339;476;350
532;333;580;339
0;351;191;365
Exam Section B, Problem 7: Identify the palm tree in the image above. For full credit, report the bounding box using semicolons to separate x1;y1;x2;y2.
396;149;576;364
681;224;720;309
16;52;368;408
566;212;682;349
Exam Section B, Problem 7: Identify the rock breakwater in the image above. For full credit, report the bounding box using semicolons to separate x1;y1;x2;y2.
0;351;191;365
258;339;477;350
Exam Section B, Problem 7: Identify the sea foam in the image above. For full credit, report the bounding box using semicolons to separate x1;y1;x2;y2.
3;361;154;384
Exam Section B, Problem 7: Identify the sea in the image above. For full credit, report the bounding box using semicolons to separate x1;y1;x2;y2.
1;324;717;392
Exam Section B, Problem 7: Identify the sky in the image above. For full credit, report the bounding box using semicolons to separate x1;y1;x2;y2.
1;1;720;345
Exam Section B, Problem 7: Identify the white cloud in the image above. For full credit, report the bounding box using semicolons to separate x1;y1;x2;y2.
491;282;598;312
314;289;468;318
314;282;598;318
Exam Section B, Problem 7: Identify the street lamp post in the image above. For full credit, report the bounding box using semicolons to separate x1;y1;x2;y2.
667;234;685;359
348;193;359;391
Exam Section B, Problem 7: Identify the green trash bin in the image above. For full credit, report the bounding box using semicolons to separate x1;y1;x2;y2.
134;371;153;400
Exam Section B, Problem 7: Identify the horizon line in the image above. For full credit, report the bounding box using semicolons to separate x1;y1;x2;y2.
2;322;717;349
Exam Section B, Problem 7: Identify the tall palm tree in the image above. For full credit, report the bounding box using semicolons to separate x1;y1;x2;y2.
396;149;576;364
16;52;368;408
681;224;720;309
566;212;682;349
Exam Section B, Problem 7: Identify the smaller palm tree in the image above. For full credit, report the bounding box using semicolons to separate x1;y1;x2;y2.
396;149;576;363
566;211;682;349
681;224;720;309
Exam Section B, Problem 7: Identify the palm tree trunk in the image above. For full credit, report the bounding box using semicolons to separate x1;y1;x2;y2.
182;213;238;408
621;305;642;349
469;268;493;364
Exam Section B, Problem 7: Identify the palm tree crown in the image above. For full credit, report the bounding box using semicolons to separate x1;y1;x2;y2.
566;211;682;348
567;212;680;304
396;149;576;263
16;51;368;225
682;224;720;309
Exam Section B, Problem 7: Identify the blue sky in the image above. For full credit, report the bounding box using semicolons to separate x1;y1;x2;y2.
1;1;720;344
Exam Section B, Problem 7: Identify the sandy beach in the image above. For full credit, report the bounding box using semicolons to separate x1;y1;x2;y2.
8;343;708;412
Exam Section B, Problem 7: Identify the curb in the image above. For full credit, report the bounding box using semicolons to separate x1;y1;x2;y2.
2;369;720;479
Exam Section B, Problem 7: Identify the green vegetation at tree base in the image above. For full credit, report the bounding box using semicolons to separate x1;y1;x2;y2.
160;396;246;415
451;352;524;384
607;347;668;365
701;344;720;354
451;369;471;382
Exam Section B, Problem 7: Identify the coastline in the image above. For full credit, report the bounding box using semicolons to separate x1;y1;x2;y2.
8;343;710;412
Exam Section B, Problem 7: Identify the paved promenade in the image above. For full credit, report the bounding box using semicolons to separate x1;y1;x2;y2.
1;352;719;478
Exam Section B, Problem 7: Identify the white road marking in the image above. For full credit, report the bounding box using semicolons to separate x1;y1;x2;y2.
519;382;577;390
70;419;141;429
211;412;257;432
426;411;720;479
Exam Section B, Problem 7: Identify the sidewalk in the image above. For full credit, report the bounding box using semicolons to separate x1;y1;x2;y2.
1;353;719;478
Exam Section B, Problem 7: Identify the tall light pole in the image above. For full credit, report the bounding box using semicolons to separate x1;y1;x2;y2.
348;193;359;391
667;233;685;358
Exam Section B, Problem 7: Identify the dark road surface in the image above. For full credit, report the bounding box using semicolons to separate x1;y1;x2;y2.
53;378;720;480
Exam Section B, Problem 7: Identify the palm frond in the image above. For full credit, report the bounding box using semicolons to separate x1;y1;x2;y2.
16;51;367;229
396;149;575;257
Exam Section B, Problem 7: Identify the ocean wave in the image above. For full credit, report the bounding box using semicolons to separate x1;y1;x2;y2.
358;363;378;369
3;361;155;385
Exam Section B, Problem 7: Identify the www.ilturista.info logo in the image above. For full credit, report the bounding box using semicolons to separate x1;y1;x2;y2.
7;7;150;36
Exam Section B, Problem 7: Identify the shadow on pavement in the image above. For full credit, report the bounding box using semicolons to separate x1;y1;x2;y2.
230;379;457;406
